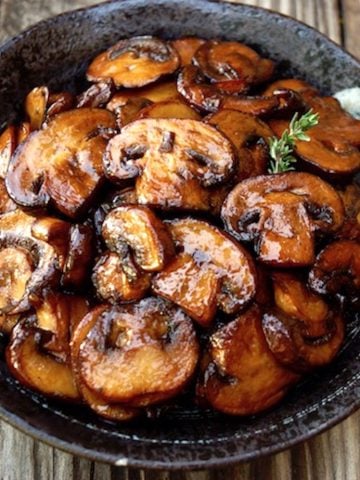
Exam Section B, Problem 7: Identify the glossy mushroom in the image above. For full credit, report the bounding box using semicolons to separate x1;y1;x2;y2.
221;172;345;266
87;36;180;88
152;218;257;326
104;118;236;211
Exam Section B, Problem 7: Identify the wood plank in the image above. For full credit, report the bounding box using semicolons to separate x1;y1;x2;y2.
342;0;360;58
0;1;358;480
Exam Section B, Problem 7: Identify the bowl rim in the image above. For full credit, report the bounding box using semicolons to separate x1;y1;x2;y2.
0;0;359;470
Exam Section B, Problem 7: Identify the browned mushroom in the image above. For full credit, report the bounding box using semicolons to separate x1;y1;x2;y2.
76;81;115;108
196;305;299;415
6;292;88;400
106;81;179;111
308;240;360;307
102;205;175;272
71;298;199;406
262;309;345;372
110;97;153;129
171;37;205;66
0;210;62;314
177;65;292;115
46;91;75;119
92;251;151;303
206;109;273;180
70;304;140;420
193;40;274;85
221;172;345;266
152;218;256;326
6;108;116;218
24;86;49;130
262;78;319;97
272;272;329;337
270;96;360;178
0;180;17;214
104;118;236;211
87;36;180;88
136;99;201;120
0;125;17;178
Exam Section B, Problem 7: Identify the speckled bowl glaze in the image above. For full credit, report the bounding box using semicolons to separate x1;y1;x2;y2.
0;0;359;470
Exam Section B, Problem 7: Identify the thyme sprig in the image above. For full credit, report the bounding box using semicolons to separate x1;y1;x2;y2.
268;109;319;174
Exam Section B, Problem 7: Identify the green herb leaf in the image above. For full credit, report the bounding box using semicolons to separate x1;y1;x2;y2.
267;109;319;174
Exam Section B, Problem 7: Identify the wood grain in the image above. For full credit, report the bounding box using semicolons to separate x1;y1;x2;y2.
0;1;359;479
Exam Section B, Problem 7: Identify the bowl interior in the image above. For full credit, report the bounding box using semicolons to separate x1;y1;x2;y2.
0;0;359;470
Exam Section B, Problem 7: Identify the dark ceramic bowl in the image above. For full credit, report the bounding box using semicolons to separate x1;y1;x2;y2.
0;0;359;470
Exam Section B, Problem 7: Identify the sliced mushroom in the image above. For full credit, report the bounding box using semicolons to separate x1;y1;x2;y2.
104;118;236;211
70;304;140;420
136;99;201;120
262;78;319;97
171;37;205;66
206;109;273;180
0;210;62;314
193;40;274;85
262;309;345;371
272;272;330;337
221;172;345;266
197;305;298;415
6;108;116;218
46;91;75;119
106;81;179;110
270;96;360;178
102;205;175;272
72;298;199;406
60;225;93;290
87;36;180;88
0;125;17;178
76;81;115;108
152;218;256;326
110;97;153;129
93;251;151;303
24;86;49;130
0;180;17;214
177;65;283;115
308;240;360;307
6;293;88;400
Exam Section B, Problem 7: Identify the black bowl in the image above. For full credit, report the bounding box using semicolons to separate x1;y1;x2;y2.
0;0;359;470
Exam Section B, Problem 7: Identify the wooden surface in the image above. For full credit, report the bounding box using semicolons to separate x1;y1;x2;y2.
0;1;359;479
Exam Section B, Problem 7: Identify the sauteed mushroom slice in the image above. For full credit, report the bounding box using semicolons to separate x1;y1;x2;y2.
152;252;219;327
0;180;17;214
6;108;116;218
76;81;115;108
177;65;281;115
308;240;360;306
0;210;62;314
272;272;329;337
172;37;205;66
270;96;360;178
106;81;179;111
6;292;88;400
72;298;199;406
262;309;345;371
262;78;319;97
136;99;201;120
197;305;298;415
153;219;256;325
222;172;345;266
111;97;153;129
87;36;180;88
104;118;236;211
70;304;140;420
193;40;274;85
0;125;17;178
93;251;151;303
102;205;175;272
207;109;273;179
25;86;49;130
31;216;71;268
